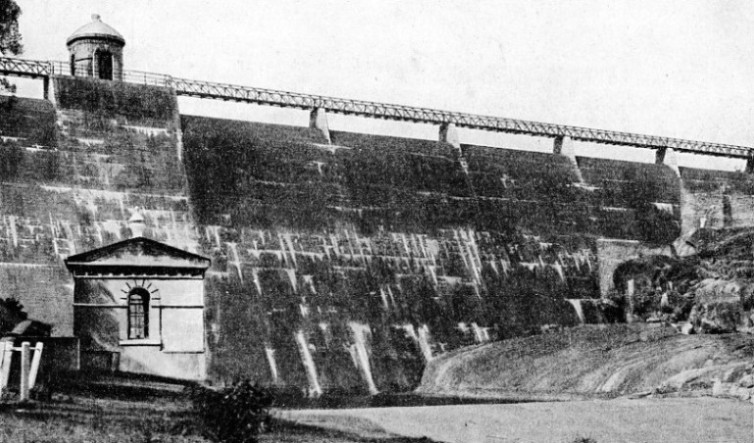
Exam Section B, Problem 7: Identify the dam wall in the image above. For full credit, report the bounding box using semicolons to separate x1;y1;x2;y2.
0;76;752;392
679;167;754;234
180;115;686;388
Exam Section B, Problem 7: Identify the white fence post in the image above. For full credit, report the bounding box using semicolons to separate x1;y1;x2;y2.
29;342;44;390
20;342;30;401
0;341;12;396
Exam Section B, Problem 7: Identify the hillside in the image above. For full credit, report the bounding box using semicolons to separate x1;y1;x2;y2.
417;324;754;399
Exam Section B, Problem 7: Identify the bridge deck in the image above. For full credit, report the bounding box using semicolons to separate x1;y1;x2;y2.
0;57;50;78
1;56;751;159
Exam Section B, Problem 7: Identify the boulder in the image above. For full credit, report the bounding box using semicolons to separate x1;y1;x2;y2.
680;322;695;335
712;379;752;401
693;302;742;333
690;279;746;333
739;374;754;389
613;229;754;333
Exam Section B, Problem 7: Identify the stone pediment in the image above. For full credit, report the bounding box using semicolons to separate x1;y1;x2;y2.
65;237;210;276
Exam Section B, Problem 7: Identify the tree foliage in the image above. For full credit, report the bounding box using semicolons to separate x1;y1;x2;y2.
1;0;23;93
0;0;21;55
0;297;28;334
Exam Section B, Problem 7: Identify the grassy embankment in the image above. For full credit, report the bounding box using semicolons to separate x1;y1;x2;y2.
418;324;754;399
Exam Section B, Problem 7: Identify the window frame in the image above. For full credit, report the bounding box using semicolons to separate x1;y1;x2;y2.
127;287;151;340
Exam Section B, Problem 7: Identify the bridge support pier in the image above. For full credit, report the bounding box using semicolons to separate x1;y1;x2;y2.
553;135;576;156
655;147;680;175
43;77;49;101
309;108;331;143
746;157;754;174
439;123;469;174
553;136;583;183
439;122;460;148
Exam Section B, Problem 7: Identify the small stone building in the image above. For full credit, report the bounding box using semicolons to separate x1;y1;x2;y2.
65;237;210;380
67;14;125;81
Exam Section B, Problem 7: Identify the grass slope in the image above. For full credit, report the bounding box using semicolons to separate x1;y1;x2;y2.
0;374;435;443
418;324;754;398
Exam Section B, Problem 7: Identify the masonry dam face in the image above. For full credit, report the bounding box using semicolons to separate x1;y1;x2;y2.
1;77;754;393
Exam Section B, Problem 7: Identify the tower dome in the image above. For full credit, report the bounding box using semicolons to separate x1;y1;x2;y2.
66;14;125;81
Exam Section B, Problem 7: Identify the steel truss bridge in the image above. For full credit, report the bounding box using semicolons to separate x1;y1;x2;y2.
2;56;751;159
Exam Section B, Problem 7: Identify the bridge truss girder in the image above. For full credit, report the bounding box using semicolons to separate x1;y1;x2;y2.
1;56;752;159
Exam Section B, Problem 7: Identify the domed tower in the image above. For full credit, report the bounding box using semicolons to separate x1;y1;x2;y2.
66;14;125;81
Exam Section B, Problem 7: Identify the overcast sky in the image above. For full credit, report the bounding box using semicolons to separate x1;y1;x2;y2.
12;0;754;169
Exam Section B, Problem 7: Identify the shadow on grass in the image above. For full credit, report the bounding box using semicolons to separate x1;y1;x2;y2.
267;418;437;443
272;389;534;410
42;369;191;400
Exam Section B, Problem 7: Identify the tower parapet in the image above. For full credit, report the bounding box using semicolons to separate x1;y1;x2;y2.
66;14;125;81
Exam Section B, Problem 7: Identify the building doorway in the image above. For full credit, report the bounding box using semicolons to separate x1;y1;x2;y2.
97;50;113;80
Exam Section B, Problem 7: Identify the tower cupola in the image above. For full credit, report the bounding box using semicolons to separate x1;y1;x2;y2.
66;14;125;81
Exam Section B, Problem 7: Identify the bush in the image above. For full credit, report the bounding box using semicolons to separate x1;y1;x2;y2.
599;292;627;323
0;297;28;334
185;380;273;443
631;288;662;319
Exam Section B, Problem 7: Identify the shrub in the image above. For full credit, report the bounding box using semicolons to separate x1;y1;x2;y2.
185;380;273;443
0;297;28;334
599;292;627;323
631;288;662;318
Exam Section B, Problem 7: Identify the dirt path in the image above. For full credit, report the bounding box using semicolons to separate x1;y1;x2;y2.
283;397;754;443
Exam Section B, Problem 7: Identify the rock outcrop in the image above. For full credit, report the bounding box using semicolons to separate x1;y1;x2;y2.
613;228;754;333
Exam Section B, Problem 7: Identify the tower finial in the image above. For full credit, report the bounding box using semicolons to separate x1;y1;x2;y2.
92;14;101;21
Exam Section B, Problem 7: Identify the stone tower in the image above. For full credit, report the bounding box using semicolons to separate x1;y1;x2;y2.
66;14;125;81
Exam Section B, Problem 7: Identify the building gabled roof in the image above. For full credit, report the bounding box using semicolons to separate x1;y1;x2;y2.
67;14;126;46
65;237;210;275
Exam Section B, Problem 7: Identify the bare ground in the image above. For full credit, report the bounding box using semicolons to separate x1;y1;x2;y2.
285;397;754;443
277;324;754;443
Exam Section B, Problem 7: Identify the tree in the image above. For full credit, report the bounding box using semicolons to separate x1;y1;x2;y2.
0;0;23;93
0;297;28;334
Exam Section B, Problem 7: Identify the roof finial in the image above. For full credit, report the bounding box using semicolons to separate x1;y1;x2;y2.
92;14;101;21
128;209;146;238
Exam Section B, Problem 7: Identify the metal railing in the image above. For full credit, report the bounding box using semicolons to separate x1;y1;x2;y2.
0;56;51;78
123;70;171;87
48;60;172;87
1;55;752;158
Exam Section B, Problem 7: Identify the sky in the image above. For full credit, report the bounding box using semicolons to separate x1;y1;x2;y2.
10;0;754;169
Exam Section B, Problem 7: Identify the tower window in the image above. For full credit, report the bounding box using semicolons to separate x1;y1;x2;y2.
128;288;150;339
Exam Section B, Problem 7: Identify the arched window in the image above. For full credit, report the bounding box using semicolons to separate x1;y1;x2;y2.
128;288;150;339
